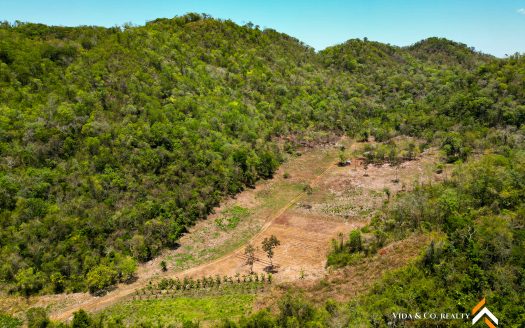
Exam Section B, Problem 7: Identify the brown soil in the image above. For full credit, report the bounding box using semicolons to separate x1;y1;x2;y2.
2;139;443;323
253;233;433;312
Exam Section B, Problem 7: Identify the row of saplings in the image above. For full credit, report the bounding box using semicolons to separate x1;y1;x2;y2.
141;272;272;295
139;235;281;295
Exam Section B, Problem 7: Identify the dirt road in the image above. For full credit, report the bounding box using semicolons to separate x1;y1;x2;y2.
7;140;440;322
49;143;343;321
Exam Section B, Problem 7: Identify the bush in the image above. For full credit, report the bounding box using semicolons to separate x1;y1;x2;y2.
0;313;22;328
71;309;92;328
239;309;276;327
86;265;118;294
26;308;49;328
182;320;200;328
115;255;137;283
326;252;364;268
278;294;316;327
348;230;363;252
15;268;46;297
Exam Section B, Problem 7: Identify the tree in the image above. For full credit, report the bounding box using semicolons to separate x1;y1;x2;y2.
0;175;18;210
388;146;398;164
348;230;362;252
26;307;50;328
407;142;416;160
71;309;92;328
393;161;400;183
339;150;347;165
130;234;149;261
15;268;45;297
160;260;168;272
50;272;65;293
262;235;280;270
278;294;315;327
115;255;137;282
244;244;257;274
86;265;118;294
1;14;524;300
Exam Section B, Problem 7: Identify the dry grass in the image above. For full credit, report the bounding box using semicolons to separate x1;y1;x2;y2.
5;138;444;324
254;233;435;312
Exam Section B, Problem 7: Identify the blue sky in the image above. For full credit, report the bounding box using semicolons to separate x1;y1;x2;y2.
1;0;524;57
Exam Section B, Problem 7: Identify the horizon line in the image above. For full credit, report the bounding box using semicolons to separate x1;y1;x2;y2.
1;13;521;58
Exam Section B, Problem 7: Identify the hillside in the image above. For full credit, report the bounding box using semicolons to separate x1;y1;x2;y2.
0;15;327;295
0;13;524;327
406;37;492;67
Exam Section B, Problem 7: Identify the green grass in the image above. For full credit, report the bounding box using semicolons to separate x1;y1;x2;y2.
169;183;303;271
99;294;255;326
255;182;304;210
170;220;262;271
215;206;250;231
165;148;337;272
172;253;196;268
0;313;22;328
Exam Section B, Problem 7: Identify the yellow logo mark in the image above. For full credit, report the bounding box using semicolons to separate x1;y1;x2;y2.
472;298;498;327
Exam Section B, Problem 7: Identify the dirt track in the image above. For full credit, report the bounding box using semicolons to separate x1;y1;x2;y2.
4;140;441;322
48;143;343;321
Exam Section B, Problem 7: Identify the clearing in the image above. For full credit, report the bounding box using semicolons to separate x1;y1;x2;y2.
1;138;444;323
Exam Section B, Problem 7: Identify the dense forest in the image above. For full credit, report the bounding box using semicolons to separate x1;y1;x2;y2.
0;12;524;308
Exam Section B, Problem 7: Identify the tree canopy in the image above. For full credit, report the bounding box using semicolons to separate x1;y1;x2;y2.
0;14;524;295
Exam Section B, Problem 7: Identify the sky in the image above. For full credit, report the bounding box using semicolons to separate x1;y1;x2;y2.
1;0;525;57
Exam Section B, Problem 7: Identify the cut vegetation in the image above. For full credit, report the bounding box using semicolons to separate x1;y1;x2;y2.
0;12;524;327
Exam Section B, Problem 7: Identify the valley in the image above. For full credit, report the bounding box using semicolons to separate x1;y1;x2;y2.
0;13;524;327
2;138;444;325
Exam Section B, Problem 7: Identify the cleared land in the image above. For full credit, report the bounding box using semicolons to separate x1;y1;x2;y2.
99;293;256;327
2;139;443;323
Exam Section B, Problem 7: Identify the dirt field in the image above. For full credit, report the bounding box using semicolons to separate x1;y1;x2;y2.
2;139;444;322
253;232;436;314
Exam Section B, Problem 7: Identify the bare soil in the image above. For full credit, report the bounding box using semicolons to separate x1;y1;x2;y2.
1;139;444;323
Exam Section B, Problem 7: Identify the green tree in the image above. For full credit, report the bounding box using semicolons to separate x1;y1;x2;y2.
71;309;92;328
244;244;257;274
26;307;50;328
15;268;45;297
130;234;149;262
339;150;347;165
348;230;363;252
262;235;280;270
86;265;118;294
278;294;315;327
115;256;137;282
50;272;65;293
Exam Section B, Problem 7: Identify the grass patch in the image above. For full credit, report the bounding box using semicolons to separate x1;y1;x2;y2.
99;294;255;326
172;253;195;268
255;182;304;210
0;313;22;328
326;252;365;268
215;206;250;231
166;146;339;272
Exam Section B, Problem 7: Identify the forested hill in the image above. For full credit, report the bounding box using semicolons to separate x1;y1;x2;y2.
0;14;524;295
406;37;493;67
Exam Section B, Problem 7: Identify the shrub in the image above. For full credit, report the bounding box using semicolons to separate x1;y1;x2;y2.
71;309;92;328
26;308;49;328
86;265;118;294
